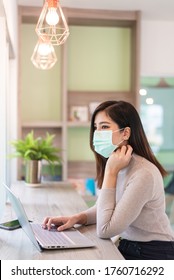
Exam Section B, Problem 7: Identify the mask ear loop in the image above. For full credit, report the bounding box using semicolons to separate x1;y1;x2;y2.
115;139;124;147
112;128;125;148
112;127;125;133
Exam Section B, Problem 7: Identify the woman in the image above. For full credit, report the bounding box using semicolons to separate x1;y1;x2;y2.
43;100;174;259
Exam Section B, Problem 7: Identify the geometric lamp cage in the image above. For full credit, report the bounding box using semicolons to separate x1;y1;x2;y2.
35;0;69;46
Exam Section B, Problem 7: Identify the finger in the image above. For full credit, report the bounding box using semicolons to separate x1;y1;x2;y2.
42;217;50;228
57;220;72;232
124;146;133;164
46;217;62;230
120;145;132;155
57;223;69;231
126;145;133;155
119;145;127;155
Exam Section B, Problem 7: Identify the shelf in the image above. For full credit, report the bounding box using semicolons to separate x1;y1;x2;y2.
68;91;132;106
67;121;91;128
68;160;96;179
22;121;63;128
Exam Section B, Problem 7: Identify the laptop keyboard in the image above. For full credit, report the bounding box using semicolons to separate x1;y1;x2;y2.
31;223;74;246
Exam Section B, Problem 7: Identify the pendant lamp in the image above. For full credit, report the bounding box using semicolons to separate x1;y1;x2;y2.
31;37;57;70
35;0;69;46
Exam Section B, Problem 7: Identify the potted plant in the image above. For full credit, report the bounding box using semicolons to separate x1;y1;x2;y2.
10;130;62;184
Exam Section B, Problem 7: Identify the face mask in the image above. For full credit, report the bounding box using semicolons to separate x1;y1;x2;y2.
93;129;124;158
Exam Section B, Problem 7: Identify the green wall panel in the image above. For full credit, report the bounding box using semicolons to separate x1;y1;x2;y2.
68;26;131;91
67;128;95;161
21;24;61;122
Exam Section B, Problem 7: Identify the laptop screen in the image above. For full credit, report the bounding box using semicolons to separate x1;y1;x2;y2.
3;183;41;251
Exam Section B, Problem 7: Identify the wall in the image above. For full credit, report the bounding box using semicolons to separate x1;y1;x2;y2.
2;4;174;184
2;0;18;56
141;20;174;76
68;26;131;91
21;24;131;163
0;0;18;219
0;16;7;219
21;24;61;122
0;0;18;186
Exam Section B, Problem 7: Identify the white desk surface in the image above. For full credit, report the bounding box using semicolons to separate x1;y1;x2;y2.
0;181;124;260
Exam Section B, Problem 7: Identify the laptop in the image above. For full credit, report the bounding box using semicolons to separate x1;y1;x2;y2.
3;183;95;251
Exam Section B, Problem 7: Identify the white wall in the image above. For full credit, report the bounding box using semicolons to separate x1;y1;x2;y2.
2;0;18;184
141;20;174;76
2;0;18;56
0;16;7;219
0;0;18;220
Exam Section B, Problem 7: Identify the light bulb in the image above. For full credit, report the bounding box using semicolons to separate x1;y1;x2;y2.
139;88;147;96
38;42;52;56
146;98;154;105
46;8;59;25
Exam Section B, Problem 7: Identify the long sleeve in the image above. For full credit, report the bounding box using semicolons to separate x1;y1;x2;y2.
96;170;154;238
96;154;174;241
83;204;97;225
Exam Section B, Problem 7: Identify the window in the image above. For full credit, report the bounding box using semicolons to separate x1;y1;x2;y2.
0;17;8;219
140;77;174;170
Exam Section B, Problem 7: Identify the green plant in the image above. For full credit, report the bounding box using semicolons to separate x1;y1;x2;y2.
10;130;62;165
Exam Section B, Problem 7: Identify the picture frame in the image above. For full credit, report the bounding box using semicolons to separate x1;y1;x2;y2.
70;106;89;122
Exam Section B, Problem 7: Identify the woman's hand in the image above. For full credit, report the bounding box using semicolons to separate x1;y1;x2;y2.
102;145;133;189
42;213;87;231
105;145;133;175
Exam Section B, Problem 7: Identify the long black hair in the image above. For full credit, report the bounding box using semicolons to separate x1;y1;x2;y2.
90;100;167;188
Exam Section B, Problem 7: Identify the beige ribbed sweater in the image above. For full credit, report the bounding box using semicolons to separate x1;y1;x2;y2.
84;154;174;241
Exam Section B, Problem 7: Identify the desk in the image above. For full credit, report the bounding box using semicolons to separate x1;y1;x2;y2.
0;181;124;260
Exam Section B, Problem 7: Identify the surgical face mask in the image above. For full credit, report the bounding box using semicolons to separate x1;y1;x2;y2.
93;129;124;158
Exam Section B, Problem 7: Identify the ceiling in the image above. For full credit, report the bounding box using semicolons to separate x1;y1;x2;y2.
17;0;174;21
